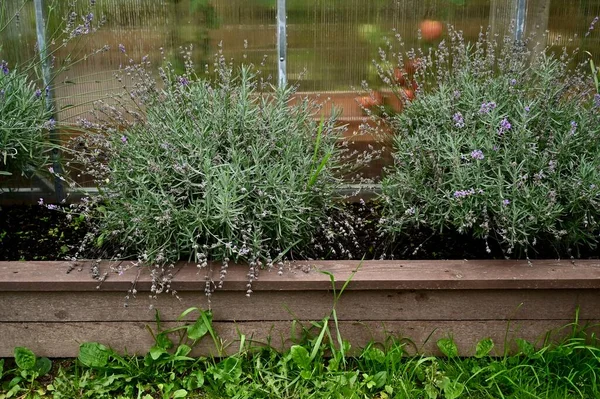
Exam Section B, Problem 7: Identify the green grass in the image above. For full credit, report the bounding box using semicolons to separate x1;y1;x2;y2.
1;304;599;399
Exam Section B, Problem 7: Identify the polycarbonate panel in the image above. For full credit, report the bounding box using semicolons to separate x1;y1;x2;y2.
544;0;600;55
44;0;277;121
0;1;38;66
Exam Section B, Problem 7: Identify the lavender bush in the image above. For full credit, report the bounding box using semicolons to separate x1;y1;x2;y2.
0;0;104;178
73;53;348;292
0;65;53;176
378;26;600;256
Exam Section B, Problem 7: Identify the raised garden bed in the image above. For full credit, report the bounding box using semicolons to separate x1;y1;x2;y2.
1;259;599;358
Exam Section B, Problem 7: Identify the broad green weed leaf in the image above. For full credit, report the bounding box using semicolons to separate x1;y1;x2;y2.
175;344;192;357
290;345;311;370
425;382;438;399
475;338;494;358
437;338;458;358
372;371;387;389
78;343;109;368
443;380;465;399
212;357;242;384
516;338;535;356
34;357;52;376
155;333;173;350
14;347;36;370
364;347;386;364
187;318;209;340
173;389;188;398
149;346;167;360
186;370;205;390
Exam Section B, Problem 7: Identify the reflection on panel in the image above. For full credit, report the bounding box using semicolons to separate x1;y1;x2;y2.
51;0;277;121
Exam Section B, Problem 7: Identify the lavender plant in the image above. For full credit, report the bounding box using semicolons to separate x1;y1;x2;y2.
378;26;600;256
0;65;53;176
72;52;348;292
0;0;104;179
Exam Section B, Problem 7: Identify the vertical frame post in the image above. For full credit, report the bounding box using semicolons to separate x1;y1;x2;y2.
277;0;287;87
34;0;64;202
515;0;527;41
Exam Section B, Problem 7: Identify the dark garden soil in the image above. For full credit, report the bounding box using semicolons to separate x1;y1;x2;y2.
0;205;88;261
0;202;598;262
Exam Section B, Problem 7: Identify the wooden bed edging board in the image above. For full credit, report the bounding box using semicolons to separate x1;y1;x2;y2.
0;260;599;357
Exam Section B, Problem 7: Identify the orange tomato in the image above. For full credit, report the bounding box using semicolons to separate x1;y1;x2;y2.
420;19;443;41
356;92;382;108
403;88;415;101
403;58;420;75
394;68;407;86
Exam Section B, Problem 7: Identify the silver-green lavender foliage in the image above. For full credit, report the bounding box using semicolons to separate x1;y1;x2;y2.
78;62;346;268
0;68;53;176
379;28;600;255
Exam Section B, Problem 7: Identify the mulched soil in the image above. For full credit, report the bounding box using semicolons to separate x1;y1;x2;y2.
0;205;87;261
0;202;597;261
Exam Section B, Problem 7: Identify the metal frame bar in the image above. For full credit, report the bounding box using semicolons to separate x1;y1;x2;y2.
515;0;528;41
34;0;64;202
277;0;287;87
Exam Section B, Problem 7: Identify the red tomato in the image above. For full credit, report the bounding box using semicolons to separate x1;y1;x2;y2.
420;19;443;41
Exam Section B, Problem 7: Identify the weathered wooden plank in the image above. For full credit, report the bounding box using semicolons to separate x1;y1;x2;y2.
1;289;597;323
1;320;594;358
1;260;600;292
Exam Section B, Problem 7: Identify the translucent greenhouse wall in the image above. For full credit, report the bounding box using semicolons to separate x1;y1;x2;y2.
1;0;600;197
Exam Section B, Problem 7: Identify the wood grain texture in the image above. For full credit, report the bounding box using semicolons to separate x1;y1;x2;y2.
1;289;597;323
1;259;600;292
1;320;595;358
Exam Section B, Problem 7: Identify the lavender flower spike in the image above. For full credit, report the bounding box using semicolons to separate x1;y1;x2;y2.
470;149;484;160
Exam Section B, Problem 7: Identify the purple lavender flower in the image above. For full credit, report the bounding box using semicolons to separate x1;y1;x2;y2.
453;112;465;128
470;149;484;160
569;121;577;135
479;101;497;114
498;118;511;135
502;199;510;206
586;16;599;37
38;198;44;206
453;90;461;99
47;204;58;210
493;145;499;151
48;167;55;174
595;94;600;108
71;25;85;37
453;188;476;199
524;105;531;112
34;89;42;98
45;86;50;97
44;118;56;130
178;76;189;86
119;44;126;53
510;79;517;86
0;60;8;75
121;135;127;143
